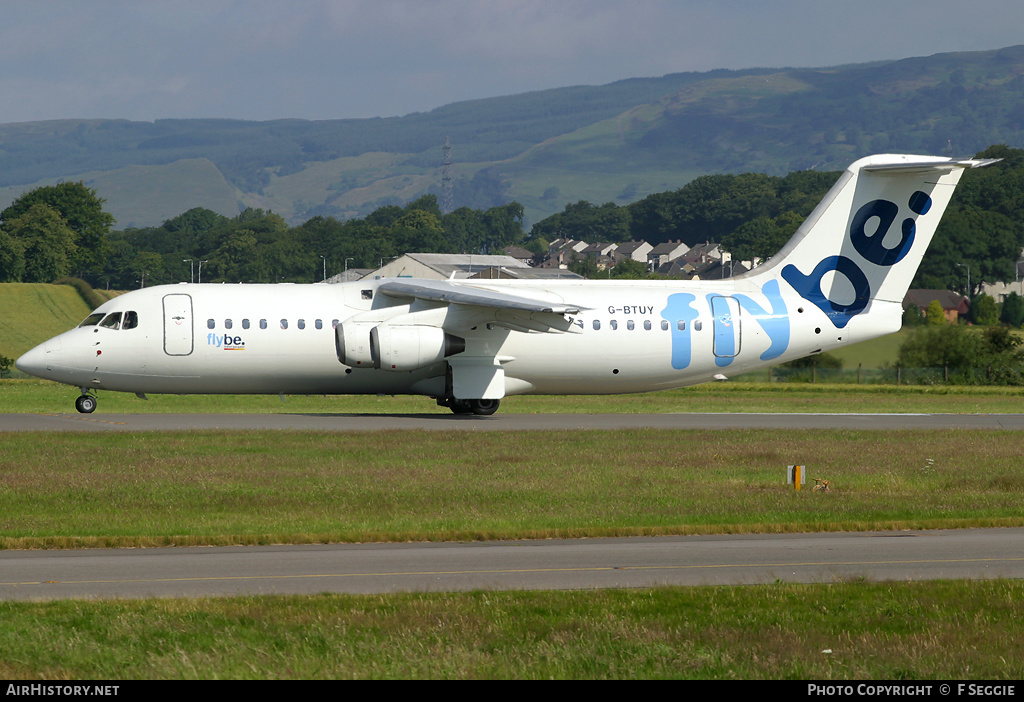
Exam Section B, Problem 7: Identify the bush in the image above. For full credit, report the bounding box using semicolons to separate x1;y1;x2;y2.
897;323;1024;385
54;277;106;310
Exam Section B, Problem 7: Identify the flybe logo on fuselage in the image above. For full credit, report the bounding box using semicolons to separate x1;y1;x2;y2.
207;333;246;350
782;191;933;329
661;279;789;370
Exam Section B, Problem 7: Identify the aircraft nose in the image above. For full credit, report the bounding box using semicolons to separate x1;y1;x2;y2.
15;340;54;378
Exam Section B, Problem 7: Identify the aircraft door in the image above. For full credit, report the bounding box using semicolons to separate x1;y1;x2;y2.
710;295;741;359
163;294;194;356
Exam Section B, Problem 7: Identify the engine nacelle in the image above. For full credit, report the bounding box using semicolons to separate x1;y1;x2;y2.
371;324;466;372
336;320;378;367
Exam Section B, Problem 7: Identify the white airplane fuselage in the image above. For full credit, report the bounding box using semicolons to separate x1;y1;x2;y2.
21;276;884;398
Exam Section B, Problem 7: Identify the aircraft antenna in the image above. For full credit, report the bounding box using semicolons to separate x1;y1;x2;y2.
441;136;454;215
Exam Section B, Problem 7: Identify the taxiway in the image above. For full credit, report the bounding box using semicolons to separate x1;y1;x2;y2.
2;529;1022;601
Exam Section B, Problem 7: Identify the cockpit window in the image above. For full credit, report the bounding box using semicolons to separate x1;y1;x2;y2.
99;312;123;329
79;313;105;327
122;311;139;330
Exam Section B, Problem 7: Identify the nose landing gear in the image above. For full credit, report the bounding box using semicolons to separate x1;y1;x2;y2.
75;391;97;414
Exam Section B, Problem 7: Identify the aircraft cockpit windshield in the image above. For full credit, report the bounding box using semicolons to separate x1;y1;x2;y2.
79;313;104;327
78;311;139;330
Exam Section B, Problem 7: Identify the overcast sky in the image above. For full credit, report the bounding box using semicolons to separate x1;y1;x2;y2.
2;0;1023;125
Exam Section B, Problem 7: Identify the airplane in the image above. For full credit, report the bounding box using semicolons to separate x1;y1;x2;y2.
15;153;997;415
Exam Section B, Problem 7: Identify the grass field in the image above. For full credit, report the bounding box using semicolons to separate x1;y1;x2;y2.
2;424;1023;547
3;581;1022;679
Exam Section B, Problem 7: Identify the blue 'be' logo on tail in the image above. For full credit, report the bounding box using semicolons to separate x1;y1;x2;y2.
781;191;933;329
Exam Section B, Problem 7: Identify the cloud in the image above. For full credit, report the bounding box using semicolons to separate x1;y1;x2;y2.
1;0;1022;123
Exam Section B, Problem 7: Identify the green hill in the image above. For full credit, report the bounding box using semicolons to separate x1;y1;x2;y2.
0;46;1022;228
0;283;94;360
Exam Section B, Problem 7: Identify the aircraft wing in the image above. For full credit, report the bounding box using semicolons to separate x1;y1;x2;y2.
377;279;588;334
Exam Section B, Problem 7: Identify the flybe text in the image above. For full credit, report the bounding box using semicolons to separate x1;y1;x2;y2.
207;334;246;349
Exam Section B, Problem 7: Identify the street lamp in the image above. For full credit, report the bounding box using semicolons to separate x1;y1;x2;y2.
344;257;354;281
183;259;194;284
320;255;327;283
956;262;971;298
198;260;209;284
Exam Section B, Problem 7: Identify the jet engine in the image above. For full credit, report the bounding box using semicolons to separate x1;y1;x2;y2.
337;320;465;371
335;320;378;367
371;324;466;371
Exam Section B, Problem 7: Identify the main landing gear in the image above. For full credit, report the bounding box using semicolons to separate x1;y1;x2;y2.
436;397;501;416
75;390;97;414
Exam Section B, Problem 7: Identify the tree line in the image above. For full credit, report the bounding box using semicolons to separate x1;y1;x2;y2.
0;189;526;288
3;144;1023;298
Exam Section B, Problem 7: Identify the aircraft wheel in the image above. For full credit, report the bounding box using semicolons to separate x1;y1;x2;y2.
468;399;500;416
449;400;474;415
75;395;97;414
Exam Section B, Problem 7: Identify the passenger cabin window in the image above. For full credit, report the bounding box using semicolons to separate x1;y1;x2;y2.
260;319;267;330
610;320;618;330
644;320;652;331
694;320;703;331
242;319;250;330
315;319;323;330
280;319;288;329
661;320;669;331
298;319;306;330
207;319;215;330
626;320;635;330
593;320;600;330
225;319;233;330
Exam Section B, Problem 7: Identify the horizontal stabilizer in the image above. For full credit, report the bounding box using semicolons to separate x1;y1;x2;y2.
861;157;1001;173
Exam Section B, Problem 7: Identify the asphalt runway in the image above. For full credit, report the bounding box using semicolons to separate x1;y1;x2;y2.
2;529;1023;601
4;411;1024;431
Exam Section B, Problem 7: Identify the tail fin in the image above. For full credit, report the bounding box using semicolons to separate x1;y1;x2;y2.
741;154;998;330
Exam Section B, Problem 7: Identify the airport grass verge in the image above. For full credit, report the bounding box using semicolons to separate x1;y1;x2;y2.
2;429;1023;548
2;580;1022;679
